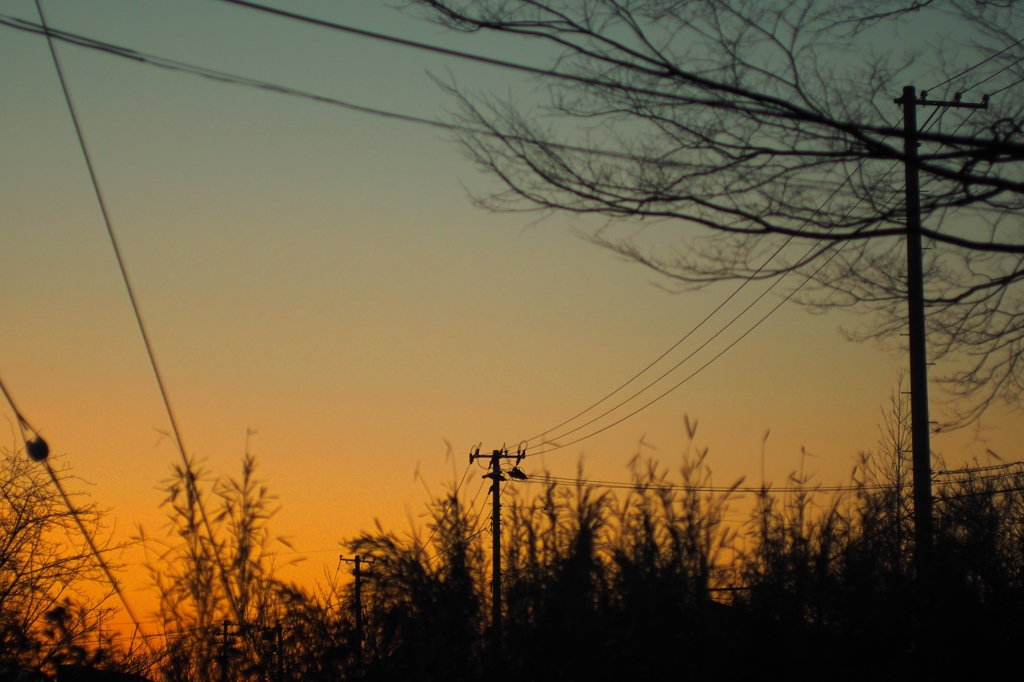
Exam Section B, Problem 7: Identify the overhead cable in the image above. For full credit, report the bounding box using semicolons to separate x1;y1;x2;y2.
0;13;728;171
33;0;243;624
522;101;956;457
931;39;1024;90
518;152;890;448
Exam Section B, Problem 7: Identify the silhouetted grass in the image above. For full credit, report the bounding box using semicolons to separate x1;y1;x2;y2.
337;415;1024;681
20;400;1020;681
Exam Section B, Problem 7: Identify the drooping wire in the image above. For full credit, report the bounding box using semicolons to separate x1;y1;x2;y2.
525;254;844;457
0;12;454;127
533;270;794;447
527;474;877;493
34;0;243;624
520;240;793;446
424;475;492;566
524;157;905;455
424;526;489;566
216;0;614;84
217;0;922;144
526;174;905;459
518;143;904;448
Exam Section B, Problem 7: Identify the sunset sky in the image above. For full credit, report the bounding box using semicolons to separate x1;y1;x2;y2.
2;0;1021;628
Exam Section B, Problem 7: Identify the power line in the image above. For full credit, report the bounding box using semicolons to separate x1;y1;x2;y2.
467;475;490;519
422;473;494;566
1;369;154;654
961;55;1024;93
217;0;597;82
518;149;901;449
215;0;935;148
425;526;490;566
522;269;833;457
523;100;957;459
0;13;726;173
931;40;1024;90
523;186;901;459
518;270;775;447
988;75;1024;96
0;13;454;127
524;166;903;456
532;270;794;448
527;474;883;494
0;372;44;452
419;459;474;558
33;0;243;625
526;463;1024;495
17;1;161;647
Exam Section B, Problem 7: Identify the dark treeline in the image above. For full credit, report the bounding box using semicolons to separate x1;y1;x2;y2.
2;402;1023;681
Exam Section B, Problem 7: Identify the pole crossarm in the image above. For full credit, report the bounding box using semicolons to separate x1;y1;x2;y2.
898;93;990;110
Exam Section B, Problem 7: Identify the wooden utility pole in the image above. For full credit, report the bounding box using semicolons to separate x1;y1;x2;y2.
469;445;527;656
489;454;503;649
274;623;283;682
895;86;987;574
219;620;231;682
340;554;373;676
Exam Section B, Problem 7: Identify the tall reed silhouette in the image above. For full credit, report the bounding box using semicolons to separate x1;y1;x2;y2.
338;413;1024;681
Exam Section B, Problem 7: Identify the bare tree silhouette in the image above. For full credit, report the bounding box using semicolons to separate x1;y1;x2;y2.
413;0;1024;424
0;442;137;679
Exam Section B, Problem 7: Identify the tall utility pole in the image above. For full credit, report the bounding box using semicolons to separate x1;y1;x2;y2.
469;445;527;655
895;86;987;574
340;555;374;676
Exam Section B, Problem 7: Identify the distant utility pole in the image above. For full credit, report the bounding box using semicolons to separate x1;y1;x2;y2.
219;619;232;682
275;624;282;682
340;554;374;675
469;445;527;655
895;86;987;574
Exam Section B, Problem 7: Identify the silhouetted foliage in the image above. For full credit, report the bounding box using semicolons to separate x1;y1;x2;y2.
337;418;1024;681
142;451;349;682
128;412;1024;681
0;442;140;680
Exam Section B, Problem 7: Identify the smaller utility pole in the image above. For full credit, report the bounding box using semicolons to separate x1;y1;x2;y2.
219;620;231;682
469;445;527;656
340;554;374;675
273;623;283;682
